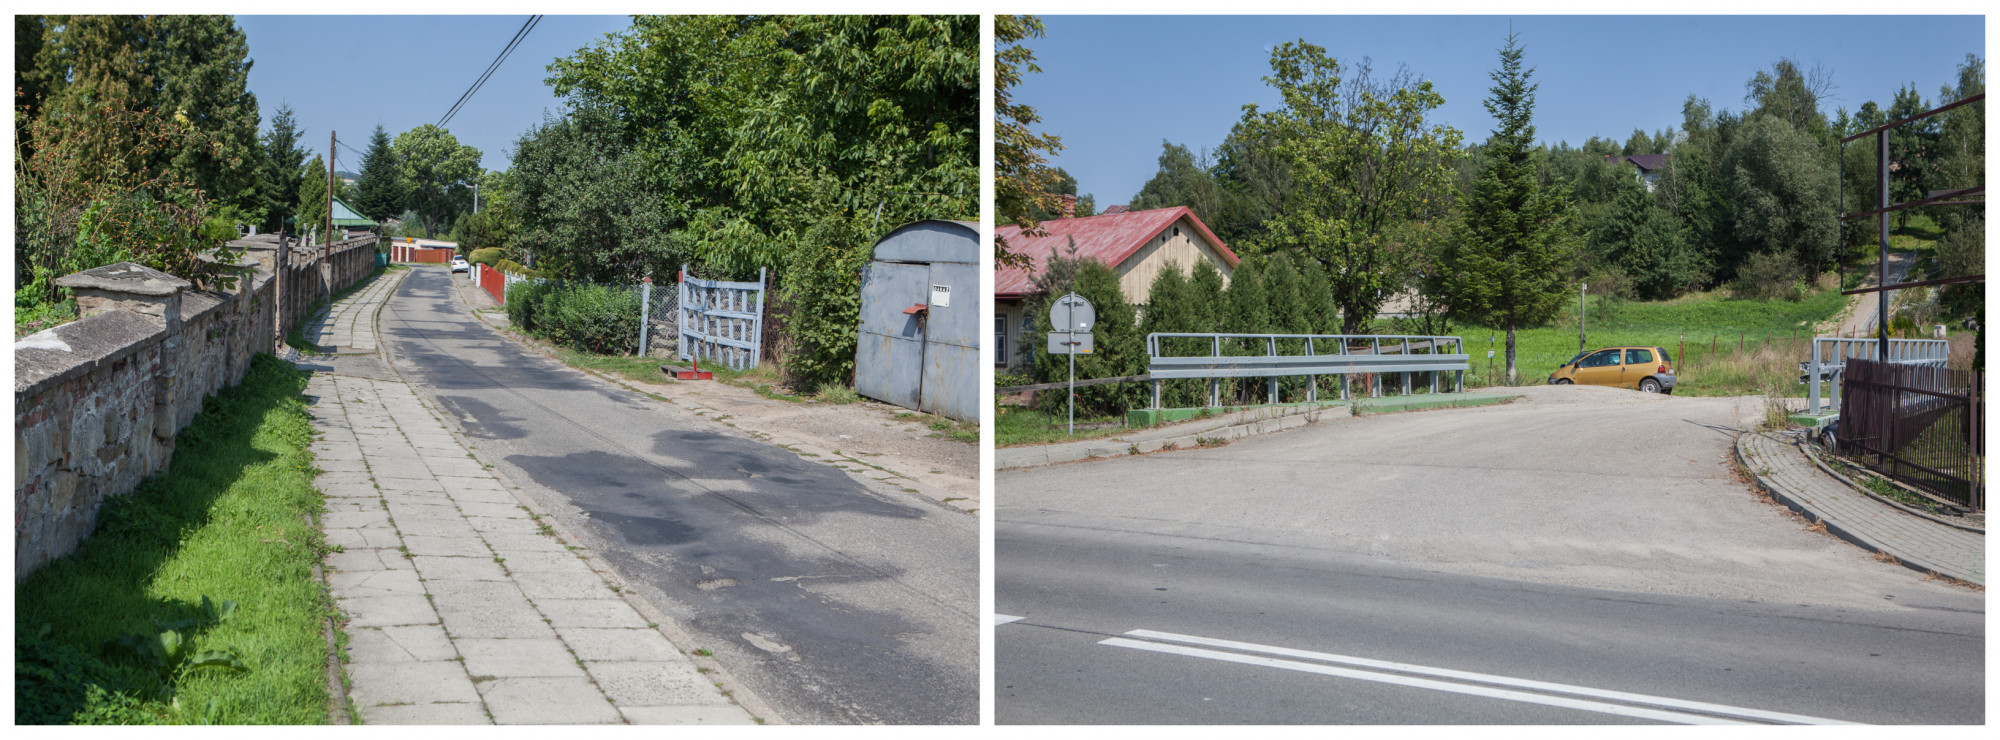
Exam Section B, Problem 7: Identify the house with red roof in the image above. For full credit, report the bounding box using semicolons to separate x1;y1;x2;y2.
993;205;1238;369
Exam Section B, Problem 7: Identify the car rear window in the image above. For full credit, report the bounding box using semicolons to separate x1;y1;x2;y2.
1658;347;1672;363
1625;349;1654;365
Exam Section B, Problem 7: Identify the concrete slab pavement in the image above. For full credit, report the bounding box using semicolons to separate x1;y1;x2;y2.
301;268;762;725
1737;431;1983;585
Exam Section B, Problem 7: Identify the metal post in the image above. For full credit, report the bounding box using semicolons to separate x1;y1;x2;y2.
1402;338;1411;396
1306;338;1317;404
1210;336;1221;407
1068;332;1076;436
325;131;336;261
1372;338;1382;398
1268;337;1278;404
1877;130;1890;362
1579;282;1587;352
638;277;652;358
1808;340;1822;414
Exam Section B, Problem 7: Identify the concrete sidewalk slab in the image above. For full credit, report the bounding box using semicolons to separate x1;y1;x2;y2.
302;268;759;725
1737;431;1983;585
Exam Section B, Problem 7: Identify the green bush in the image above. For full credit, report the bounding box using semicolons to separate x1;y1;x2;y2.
468;247;509;267
525;283;640;355
781;212;873;391
504;280;546;330
1730;251;1807;302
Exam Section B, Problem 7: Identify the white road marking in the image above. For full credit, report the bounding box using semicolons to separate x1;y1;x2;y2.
993;614;1026;626
1108;630;1862;725
1102;638;1749;725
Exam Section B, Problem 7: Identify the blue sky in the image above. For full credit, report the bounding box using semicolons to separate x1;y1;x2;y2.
1016;15;1986;207
237;15;633;173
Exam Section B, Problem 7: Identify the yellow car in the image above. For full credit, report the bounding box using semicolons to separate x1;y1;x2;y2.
1548;346;1677;394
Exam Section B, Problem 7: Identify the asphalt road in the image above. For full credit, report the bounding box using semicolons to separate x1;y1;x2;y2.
997;386;1984;724
379;268;977;724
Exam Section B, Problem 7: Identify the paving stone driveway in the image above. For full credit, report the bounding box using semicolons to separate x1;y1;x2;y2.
303;270;753;725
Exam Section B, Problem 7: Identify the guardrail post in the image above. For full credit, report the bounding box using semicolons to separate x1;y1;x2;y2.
1152;378;1161;410
1267;336;1278;405
1306;338;1317;404
1372;338;1382;398
1210;335;1221;407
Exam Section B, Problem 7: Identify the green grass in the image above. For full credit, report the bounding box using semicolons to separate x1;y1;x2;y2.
1450;286;1846;396
995;404;1131;447
553;348;683;387
15;356;334;724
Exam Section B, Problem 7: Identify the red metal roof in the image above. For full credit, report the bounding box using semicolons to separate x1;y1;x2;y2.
994;206;1237;298
1100;204;1130;215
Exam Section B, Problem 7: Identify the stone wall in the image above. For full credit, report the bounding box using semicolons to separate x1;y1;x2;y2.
14;239;370;581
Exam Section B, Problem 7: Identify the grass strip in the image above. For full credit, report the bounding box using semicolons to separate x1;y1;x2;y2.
15;355;333;724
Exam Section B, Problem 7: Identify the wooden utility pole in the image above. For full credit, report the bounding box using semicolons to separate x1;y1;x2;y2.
325;131;337;258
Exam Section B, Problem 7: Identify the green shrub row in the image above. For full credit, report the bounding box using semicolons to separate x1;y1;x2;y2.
505;281;640;355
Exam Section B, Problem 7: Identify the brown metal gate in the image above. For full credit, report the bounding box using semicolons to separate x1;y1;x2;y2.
1838;358;1984;509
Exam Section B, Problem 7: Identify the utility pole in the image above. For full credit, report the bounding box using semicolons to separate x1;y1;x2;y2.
1578;282;1588;352
325;131;336;259
473;181;480;214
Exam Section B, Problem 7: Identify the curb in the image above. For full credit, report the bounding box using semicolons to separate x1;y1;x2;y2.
997;404;1339;470
1734;432;1982;585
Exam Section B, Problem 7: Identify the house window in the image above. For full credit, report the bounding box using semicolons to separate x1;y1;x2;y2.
994;316;1007;366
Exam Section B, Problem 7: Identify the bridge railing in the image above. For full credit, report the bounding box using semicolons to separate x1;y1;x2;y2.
1804;337;1949;414
1145;333;1469;410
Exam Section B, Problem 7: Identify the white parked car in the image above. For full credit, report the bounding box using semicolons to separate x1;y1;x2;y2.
450;256;470;273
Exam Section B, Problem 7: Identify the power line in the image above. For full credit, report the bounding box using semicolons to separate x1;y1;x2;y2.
438;15;541;129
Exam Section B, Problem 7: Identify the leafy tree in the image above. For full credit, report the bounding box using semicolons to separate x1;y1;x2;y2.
353;124;405;221
1187;260;1228;333
1129;141;1227;224
1745;58;1832;138
1209;115;1292;246
1248;43;1463;335
546;15;976;276
1932;54;1984;318
392;124;481;238
1139;261;1207;407
1030;167;1095;220
509;101;678;283
994;14;1064;266
1434;33;1575;384
1884;83;1941;228
1722;114;1838;274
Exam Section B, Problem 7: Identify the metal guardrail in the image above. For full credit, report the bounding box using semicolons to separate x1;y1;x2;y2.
1803;337;1949;414
1145;333;1469;410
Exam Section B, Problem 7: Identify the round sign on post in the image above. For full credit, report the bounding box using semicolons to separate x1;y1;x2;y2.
1050;292;1095;334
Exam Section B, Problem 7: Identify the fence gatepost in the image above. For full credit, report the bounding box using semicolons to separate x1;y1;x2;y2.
638;277;652;358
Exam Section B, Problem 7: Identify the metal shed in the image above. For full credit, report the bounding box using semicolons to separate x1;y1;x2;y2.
854;220;981;423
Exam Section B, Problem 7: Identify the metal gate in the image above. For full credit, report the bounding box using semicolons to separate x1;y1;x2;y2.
854;221;980;422
678;265;765;371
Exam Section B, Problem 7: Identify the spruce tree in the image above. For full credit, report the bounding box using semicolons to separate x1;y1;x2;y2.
355;124;405;221
1187;260;1228;334
153;15;262;220
298;153;329;241
1435;32;1575;384
259;103;307;232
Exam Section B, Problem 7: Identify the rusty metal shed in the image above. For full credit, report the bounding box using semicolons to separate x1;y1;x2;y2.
854;220;981;423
